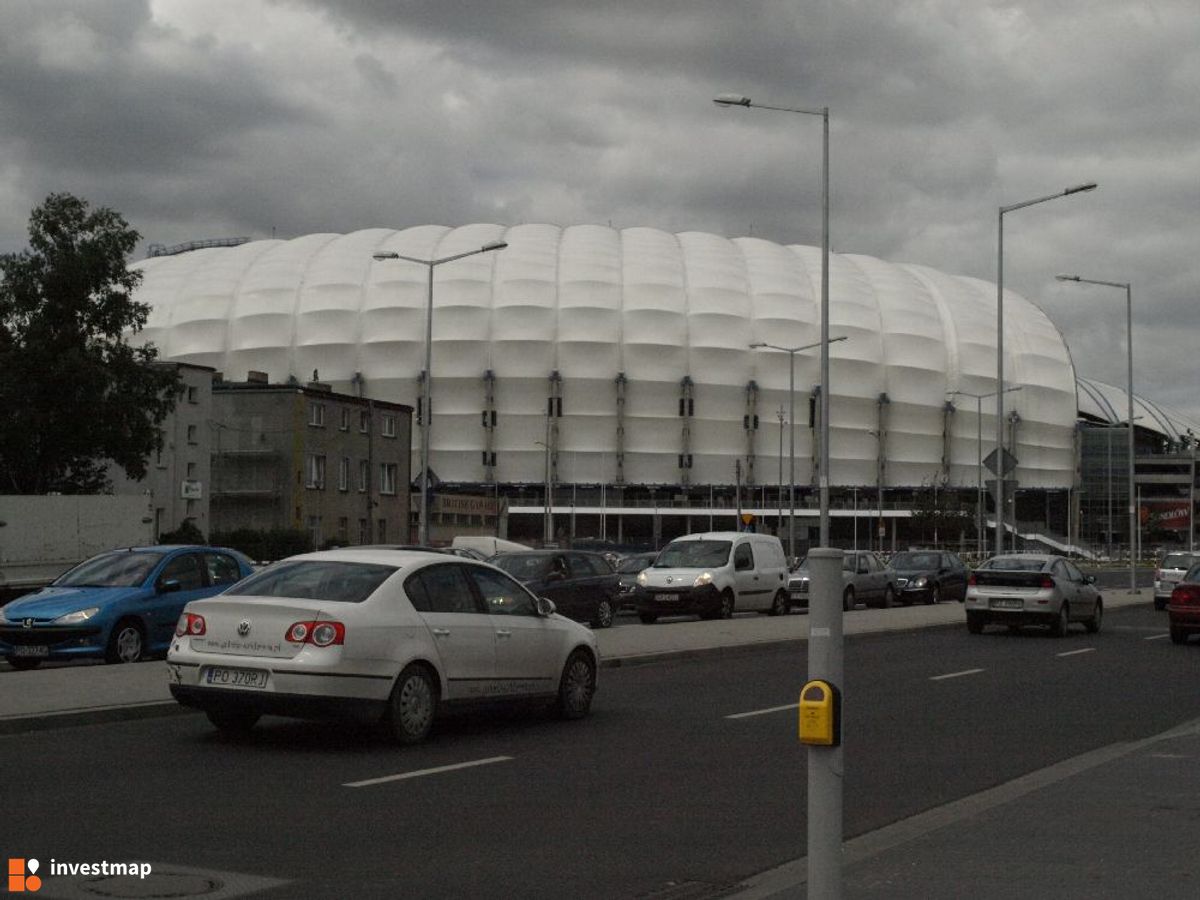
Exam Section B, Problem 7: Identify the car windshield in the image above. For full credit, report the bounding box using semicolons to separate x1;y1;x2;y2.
617;556;655;574
891;552;939;570
1163;554;1196;570
52;551;163;588
980;556;1047;572
230;560;397;603
491;555;553;580
654;540;731;568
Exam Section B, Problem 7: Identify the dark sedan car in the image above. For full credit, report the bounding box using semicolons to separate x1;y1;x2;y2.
615;552;659;609
490;550;620;628
889;550;970;605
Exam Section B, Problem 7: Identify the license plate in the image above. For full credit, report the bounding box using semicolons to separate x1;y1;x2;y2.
654;593;679;603
205;667;269;689
990;598;1023;610
13;645;49;658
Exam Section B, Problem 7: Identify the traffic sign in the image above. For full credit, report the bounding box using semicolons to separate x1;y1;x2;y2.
983;447;1018;477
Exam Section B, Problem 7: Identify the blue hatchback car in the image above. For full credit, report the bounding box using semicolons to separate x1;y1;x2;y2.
0;545;255;670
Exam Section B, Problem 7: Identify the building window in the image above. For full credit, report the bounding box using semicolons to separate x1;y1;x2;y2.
378;518;387;542
186;462;196;478
358;460;369;493
308;515;322;548
359;411;370;434
338;457;349;492
380;463;398;495
340;408;350;431
337;517;348;542
187;385;198;404
358;518;369;544
382;414;396;438
306;454;326;489
309;402;325;427
186;424;197;445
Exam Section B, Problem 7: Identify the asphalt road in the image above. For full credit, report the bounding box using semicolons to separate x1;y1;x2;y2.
3;604;1195;899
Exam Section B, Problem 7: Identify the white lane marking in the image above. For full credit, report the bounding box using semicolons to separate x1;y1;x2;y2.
929;668;984;681
726;703;799;720
1145;633;1171;641
1057;647;1097;657
344;756;513;788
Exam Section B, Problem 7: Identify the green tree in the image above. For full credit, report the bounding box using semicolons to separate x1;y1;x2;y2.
0;193;181;493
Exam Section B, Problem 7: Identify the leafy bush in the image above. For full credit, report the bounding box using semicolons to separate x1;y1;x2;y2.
209;528;313;563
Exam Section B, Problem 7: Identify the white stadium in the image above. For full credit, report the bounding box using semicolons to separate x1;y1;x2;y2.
130;224;1200;550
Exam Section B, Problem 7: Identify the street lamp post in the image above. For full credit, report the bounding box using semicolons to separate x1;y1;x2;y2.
535;436;552;545
1056;274;1137;593
949;386;1022;557
995;183;1096;555
716;92;833;545
372;240;507;546
750;336;848;560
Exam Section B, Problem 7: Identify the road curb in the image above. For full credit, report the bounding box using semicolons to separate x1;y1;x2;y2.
0;699;197;736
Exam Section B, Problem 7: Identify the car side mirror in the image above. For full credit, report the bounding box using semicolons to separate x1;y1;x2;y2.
1085;574;1096;584
158;579;182;594
546;570;565;583
536;597;557;617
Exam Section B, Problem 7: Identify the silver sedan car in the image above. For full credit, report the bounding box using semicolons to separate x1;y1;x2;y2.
167;549;599;743
964;553;1102;636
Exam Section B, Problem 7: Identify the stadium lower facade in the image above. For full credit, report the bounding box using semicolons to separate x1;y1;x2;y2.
130;224;1200;555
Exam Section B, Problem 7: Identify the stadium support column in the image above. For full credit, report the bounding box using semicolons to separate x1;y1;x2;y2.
482;370;497;484
744;381;759;487
614;373;627;486
679;377;694;487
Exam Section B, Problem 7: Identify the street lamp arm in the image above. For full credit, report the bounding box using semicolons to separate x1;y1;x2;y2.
749;335;847;355
373;241;508;268
1056;274;1129;291
1001;182;1097;215
714;93;825;118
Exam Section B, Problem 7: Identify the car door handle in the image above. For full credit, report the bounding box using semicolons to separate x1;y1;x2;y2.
495;630;512;638
432;628;451;637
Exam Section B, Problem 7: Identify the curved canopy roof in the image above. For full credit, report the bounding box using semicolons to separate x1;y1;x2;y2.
130;224;1080;488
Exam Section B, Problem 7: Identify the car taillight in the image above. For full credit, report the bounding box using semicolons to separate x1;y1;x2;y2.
285;620;345;646
967;573;977;586
1040;575;1055;589
176;613;206;637
1171;585;1200;607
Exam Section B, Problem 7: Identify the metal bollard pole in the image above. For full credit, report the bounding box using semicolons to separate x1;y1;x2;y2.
807;547;844;899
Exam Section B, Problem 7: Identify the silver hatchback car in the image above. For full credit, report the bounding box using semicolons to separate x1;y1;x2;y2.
965;553;1102;636
1155;552;1200;611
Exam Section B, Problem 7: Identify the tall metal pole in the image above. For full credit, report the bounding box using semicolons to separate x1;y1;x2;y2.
819;107;832;548
789;350;796;559
420;264;434;546
777;407;786;541
1125;283;1138;593
976;395;984;556
807;547;843;900
995;209;1006;558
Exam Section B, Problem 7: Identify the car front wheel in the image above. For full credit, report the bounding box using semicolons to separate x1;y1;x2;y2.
593;598;615;629
386;664;437;744
554;649;596;720
105;619;145;664
6;657;42;671
843;587;855;611
1085;598;1103;634
928;584;941;605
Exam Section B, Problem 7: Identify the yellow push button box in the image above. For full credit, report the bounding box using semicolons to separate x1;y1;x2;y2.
798;679;840;746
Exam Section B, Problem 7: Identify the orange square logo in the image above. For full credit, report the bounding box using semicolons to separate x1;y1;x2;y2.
6;858;41;892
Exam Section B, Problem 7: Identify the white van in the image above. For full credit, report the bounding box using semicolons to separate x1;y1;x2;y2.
632;531;790;623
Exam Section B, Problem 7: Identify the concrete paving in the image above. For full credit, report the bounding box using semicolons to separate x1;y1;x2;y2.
5;589;1188;898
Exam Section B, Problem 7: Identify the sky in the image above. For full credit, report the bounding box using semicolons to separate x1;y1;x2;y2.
2;0;1197;418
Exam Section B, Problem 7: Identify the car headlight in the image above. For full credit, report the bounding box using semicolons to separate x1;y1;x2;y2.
636;571;648;586
54;607;100;624
693;572;713;588
911;576;927;589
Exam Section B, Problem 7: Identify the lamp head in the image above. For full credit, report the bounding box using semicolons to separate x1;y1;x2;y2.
714;93;752;107
1064;182;1098;196
749;341;767;349
481;240;508;253
372;251;399;260
1055;274;1080;282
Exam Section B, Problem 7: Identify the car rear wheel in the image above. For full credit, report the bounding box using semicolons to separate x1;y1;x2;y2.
1170;625;1188;645
1051;603;1070;638
554;649;596;720
842;587;855;611
1085;598;1103;634
966;611;985;634
386;664;437;744
593;598;615;629
881;585;895;609
105;619;145;664
768;590;788;616
6;657;42;671
206;709;259;734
